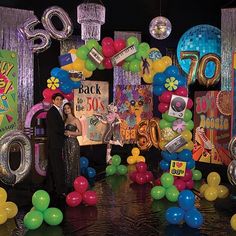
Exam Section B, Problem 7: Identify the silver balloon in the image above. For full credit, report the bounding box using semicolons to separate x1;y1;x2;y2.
149;16;172;40
0;130;32;185
42;6;73;40
227;160;236;186
229;136;236;160
18;15;51;53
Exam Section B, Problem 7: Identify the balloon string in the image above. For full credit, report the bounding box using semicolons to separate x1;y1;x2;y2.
159;0;162;16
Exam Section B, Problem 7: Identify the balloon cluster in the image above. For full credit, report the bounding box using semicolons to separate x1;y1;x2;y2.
105;155;128;176
129;162;153;185
165;190;203;228
127;147;145;165
151;173;179;202
42;88;74;103
199;172;229;201
23;190;63;230
66;176;97;207
0;187;18;225
80;156;96;179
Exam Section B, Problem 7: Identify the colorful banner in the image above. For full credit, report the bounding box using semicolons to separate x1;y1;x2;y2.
193;91;231;165
232;52;236;136
0;50;18;137
114;85;153;143
74;81;109;146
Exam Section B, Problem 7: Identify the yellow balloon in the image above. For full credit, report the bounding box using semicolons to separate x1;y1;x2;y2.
3;202;18;219
204;186;218;201
217;185;229;199
73;58;85;71
161;56;172;67
231;214;236;231
152;59;166;73
131;148;140;157
159;140;167;150
207;172;221;187
127;164;136;173
0;188;7;204
137;156;145;163
199;183;208;197
0;209;7;225
127;156;136;165
61;63;74;71
69;49;77;54
181;130;192;142
143;70;154;84
82;68;93;78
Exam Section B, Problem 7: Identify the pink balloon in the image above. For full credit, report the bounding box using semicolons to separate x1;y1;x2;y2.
187;98;193;109
136;162;147;173
180;169;193;182
102;45;116;57
145;171;153;182
103;57;113;69
101;37;114;47
83;190;98;206
185;179;194;189
73;176;89;193
174;179;186;191
158;102;169;113
114;38;126;52
154;178;161;186
135;173;147;184
174;87;188;97
66;191;82;207
129;171;138;182
159;91;173;103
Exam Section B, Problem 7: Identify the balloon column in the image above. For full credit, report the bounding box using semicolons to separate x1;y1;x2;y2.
80;156;96;179
66;176;97;207
199;172;229;201
23;190;63;230
165;190;203;228
0;187;18;225
127;147;145;165
105;155;128;176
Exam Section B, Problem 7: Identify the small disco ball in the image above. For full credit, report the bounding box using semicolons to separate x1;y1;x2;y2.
177;24;221;78
149;16;172;40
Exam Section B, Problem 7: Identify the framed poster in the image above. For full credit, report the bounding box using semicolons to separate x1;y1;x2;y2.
0;50;18;137
114;85;153;143
74;81;109;146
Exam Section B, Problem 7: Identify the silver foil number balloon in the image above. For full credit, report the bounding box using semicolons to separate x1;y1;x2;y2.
227;160;236;186
0;130;32;185
42;6;73;40
18;15;51;53
149;16;172;40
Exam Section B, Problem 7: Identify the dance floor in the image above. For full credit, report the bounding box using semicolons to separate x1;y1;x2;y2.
1;163;236;236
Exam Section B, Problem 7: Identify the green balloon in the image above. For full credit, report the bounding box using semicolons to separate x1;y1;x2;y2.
186;120;194;130
112;155;121;166
122;61;130;71
125;54;136;62
165;186;179;202
85;59;96;71
106;165;117;176
183;109;192;122
135;48;149;60
127;36;139;47
32;190;50;212
160;173;174;188
159;119;172;129
162;112;176;122
98;63;104;70
86;39;99;50
117;165;128;175
24;210;43;230
129;59;141;72
76;45;89;60
138;42;150;52
43;208;63;226
192;169;202;181
151;186;166;200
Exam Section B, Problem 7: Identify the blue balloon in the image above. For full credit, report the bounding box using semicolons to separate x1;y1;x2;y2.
72;81;81;89
184;208;203;229
164;65;179;77
178;150;192;162
186;159;195;169
160;160;170;171
60;83;72;94
153;85;165;96
178;190;195;211
86;167;96;178
81;167;87;176
51;67;61;77
153;73;166;86
161;151;178;163
178;76;187;87
80;156;89;169
165;207;185;225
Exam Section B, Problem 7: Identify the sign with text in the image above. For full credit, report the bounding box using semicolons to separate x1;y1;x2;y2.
169;160;186;177
88;47;104;65
0;50;18;137
74;81;109;146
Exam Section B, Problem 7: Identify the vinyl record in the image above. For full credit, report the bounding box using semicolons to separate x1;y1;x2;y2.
171;97;186;112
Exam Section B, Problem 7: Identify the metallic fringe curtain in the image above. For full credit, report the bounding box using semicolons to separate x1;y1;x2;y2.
0;7;34;130
221;8;236;91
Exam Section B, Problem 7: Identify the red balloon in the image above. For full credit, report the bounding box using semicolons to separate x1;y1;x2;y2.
114;38;126;52
63;92;74;101
158;102;169;113
159;91;173;103
135;173;147;184
101;37;114;47
102;45;116;57
73;176;89;193
185;179;194;189
174;179;186;191
145;171;153;182
174;87;188;97
129;171;138;182
103;57;113;69
180;169;193;182
83;190;98;206
154;178;161;186
136;162;147;173
187;98;193;109
66;191;82;207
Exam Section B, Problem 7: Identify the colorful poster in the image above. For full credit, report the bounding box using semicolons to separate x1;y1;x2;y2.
193;91;231;165
74;81;109;146
114;85;153;143
0;50;18;137
232;52;236;136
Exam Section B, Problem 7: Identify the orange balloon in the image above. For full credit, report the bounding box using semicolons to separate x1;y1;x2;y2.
61;63;74;71
152;59;166;73
69;49;77;54
161;56;172;67
143;70;154;84
131;147;140;156
137;156;145;163
82;68;93;78
73;58;85;71
127;156;136;165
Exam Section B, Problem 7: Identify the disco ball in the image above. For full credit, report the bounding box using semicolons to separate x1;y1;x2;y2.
177;24;221;78
149;16;172;40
